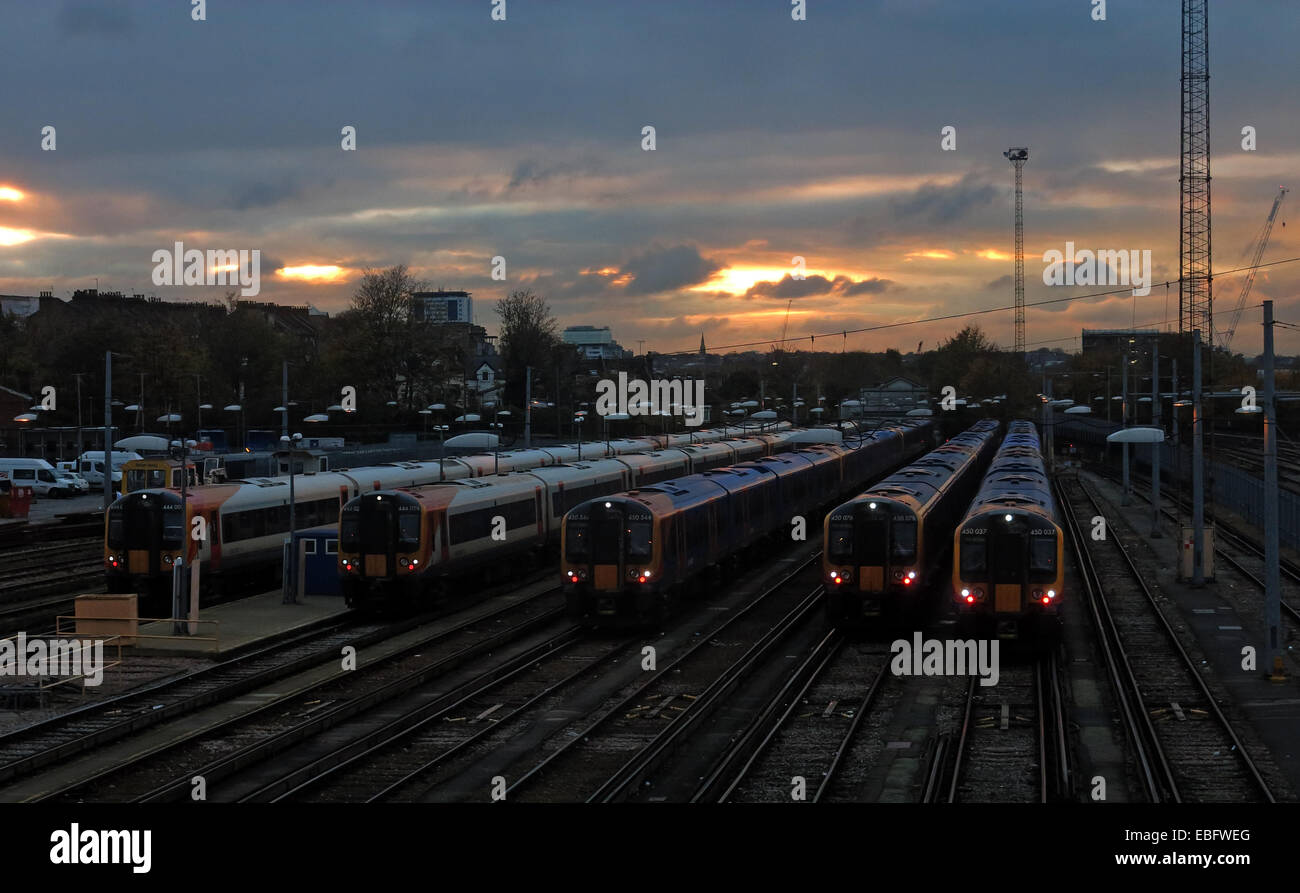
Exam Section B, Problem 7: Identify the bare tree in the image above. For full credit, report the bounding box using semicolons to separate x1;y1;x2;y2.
348;265;426;403
495;289;561;406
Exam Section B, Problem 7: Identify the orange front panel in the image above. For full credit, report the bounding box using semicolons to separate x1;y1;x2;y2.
364;555;387;577
128;551;150;575
594;564;619;591
859;566;885;592
995;584;1021;613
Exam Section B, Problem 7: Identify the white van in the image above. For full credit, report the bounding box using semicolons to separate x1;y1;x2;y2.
0;458;77;497
76;451;143;488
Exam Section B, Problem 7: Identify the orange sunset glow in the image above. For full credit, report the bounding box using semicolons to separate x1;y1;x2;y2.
276;265;348;282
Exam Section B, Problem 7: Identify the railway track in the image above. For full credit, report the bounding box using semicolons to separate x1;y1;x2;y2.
59;547;830;803
261;626;636;803
0;583;562;801
259;549;834;803
695;635;893;803
0;536;100;574
503;558;828;803
1056;474;1275;803
925;655;1071;803
121;603;573;804
0;593;84;637
1104;467;1300;628
0;518;103;549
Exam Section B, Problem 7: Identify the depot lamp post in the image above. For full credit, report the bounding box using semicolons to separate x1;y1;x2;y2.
169;437;197;634
280;432;303;604
573;413;586;460
434;424;450;480
492;410;510;474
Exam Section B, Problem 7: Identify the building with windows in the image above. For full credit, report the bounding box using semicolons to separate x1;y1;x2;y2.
859;376;929;412
561;325;631;360
412;290;473;325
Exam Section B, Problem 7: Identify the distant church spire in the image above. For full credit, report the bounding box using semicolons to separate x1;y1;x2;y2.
699;333;706;355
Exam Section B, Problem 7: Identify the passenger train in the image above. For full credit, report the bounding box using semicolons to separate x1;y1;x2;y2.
336;429;822;609
104;424;792;602
952;420;1064;642
560;421;935;625
822;419;1001;626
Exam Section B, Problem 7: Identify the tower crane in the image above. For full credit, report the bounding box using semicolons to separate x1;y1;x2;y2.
1219;186;1288;350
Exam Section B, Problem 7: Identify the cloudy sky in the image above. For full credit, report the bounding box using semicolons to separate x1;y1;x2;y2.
1;0;1298;357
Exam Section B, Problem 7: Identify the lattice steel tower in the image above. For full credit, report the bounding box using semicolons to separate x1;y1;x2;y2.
1180;0;1212;338
1004;147;1029;356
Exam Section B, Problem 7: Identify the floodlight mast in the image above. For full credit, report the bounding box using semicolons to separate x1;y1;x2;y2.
1004;147;1029;357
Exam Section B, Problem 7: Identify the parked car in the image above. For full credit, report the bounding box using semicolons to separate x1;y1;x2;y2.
54;469;90;495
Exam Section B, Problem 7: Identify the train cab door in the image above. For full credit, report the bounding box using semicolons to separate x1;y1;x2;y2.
361;498;398;579
990;529;1027;613
588;501;623;592
855;507;888;593
127;497;163;576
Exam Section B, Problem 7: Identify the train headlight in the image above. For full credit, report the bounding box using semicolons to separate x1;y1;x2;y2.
1047;589;1056;599
1004;514;1013;522
892;569;903;580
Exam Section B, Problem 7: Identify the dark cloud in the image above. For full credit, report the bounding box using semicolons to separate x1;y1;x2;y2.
506;156;605;191
516;268;618;300
840;277;893;296
746;274;894;300
57;1;132;36
889;173;997;227
232;177;305;211
985;275;1013;290
620;245;723;296
746;274;838;300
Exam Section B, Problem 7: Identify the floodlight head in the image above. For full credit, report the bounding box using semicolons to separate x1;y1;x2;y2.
1004;147;1029;162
